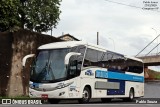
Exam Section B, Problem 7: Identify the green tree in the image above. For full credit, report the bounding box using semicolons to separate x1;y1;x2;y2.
0;0;61;32
0;0;21;32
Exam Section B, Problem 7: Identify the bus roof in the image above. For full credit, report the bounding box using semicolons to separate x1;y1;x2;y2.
38;41;85;49
38;41;106;51
125;56;143;62
38;41;143;62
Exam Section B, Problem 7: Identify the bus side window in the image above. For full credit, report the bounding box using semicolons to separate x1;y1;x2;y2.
103;51;127;73
77;55;83;75
83;48;97;67
68;55;83;77
83;59;91;67
126;59;143;74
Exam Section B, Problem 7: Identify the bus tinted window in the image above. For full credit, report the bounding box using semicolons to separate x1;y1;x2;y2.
83;48;103;67
126;59;143;74
101;51;143;74
102;51;126;72
70;45;86;74
71;45;86;55
83;49;143;74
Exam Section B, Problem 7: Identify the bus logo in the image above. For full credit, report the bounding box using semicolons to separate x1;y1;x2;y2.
85;70;94;76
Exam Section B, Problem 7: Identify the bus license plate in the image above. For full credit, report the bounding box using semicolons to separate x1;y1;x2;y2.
41;94;48;99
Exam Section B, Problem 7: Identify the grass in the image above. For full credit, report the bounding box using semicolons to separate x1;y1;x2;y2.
0;96;29;99
156;75;160;79
147;69;160;80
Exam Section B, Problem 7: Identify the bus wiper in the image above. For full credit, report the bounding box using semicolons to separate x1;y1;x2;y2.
36;62;48;81
36;62;55;81
47;62;55;80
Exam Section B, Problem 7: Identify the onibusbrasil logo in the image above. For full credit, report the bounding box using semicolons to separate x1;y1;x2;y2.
1;99;42;104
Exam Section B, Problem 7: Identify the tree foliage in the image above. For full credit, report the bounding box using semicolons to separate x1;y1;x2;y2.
0;0;21;32
0;0;61;32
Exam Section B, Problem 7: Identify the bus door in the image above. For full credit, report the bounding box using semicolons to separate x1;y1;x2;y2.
67;53;83;98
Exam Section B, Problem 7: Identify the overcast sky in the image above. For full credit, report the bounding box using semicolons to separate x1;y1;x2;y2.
44;0;160;70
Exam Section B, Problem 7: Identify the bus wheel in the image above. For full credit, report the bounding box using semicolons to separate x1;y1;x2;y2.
129;88;134;101
123;88;134;102
101;98;111;103
48;99;60;104
78;87;91;103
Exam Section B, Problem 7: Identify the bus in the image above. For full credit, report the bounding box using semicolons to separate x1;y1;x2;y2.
22;41;144;103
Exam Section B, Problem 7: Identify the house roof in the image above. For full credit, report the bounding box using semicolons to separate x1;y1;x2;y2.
57;34;80;41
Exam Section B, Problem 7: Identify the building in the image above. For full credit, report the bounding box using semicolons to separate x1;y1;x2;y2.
58;34;80;41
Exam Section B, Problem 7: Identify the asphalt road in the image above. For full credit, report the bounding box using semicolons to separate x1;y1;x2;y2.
144;82;160;98
1;82;160;107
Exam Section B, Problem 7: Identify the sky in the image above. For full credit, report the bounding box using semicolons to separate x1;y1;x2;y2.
43;0;160;71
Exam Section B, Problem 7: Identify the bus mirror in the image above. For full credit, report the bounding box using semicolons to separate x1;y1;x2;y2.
22;54;35;67
65;52;81;65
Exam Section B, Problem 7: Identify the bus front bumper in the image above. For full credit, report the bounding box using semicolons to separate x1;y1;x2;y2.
29;88;68;99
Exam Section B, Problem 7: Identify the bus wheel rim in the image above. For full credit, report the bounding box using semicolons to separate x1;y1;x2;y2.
130;91;134;99
83;90;89;100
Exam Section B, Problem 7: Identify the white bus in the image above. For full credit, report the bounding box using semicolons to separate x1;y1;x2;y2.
23;41;144;103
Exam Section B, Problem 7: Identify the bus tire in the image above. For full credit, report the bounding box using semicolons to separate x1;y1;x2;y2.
101;98;111;103
78;87;91;104
48;99;60;104
123;88;134;102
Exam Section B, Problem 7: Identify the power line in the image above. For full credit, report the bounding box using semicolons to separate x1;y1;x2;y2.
105;0;141;9
105;0;160;13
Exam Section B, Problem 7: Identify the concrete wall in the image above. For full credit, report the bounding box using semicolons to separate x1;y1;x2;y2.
0;29;62;97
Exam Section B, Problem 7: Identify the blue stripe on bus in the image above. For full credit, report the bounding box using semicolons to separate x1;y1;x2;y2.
95;70;144;82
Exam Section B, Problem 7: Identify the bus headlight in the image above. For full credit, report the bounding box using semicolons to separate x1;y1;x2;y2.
56;82;74;89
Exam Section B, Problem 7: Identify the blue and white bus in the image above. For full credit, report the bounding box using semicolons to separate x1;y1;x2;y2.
23;41;144;103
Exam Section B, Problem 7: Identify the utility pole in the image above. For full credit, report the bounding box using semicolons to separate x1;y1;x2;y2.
97;32;99;45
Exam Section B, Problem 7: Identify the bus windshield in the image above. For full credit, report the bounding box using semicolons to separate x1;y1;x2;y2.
30;48;70;83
